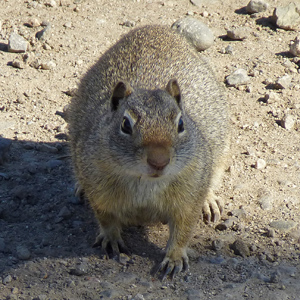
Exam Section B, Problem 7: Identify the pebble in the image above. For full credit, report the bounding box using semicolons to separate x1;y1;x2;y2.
99;289;120;299
58;206;72;219
11;185;29;200
132;293;145;300
212;239;224;251
8;32;28;53
259;195;273;210
45;159;63;170
172;17;214;51
114;272;137;284
0;137;12;165
11;287;19;294
264;91;280;104
27;18;41;27
274;74;291;89
12;59;25;69
120;20;136;27
40;60;56;70
2;274;12;284
281;114;295;130
227;27;250;40
64;22;72;28
267;228;276;237
225;45;233;54
272;2;300;31
16;245;31;260
45;0;57;7
290;36;300;56
255;158;267;169
35;24;51;41
226;69;250;87
190;0;202;7
215;217;236;230
231;239;250;257
269;220;297;231
246;0;269;14
69;262;89;276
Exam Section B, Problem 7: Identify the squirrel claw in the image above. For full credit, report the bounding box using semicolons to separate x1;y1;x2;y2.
202;195;224;223
153;255;189;280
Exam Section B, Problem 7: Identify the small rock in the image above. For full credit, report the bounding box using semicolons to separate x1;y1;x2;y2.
230;208;246;218
40;60;56;70
0;137;12;165
246;0;269;14
274;74;292;89
64;22;72;28
212;239;224;251
120;20;136;27
36;24;51;41
231;239;250;257
227;27;250;40
11;287;19;294
267;228;276;237
215;217;236;230
270;220;297;231
45;159;63;170
11;185;30;200
190;0;202;7
45;0;57;7
12;59;25;69
132;293;145;300
99;289;120;299
172;17;214;51
226;69;250;87
16;245;31;260
255;158;267;169
58;206;72;219
2;275;12;284
270;271;281;283
69;262;89;276
281;114;295;130
114;272;137;284
259;195;273;210
8;32;28;53
264;91;280;103
27;18;41;27
43;43;52;50
290;36;300;56
225;45;233;54
272;2;300;31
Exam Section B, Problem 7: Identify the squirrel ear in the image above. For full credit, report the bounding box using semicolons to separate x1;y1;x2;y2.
166;79;181;107
111;81;133;111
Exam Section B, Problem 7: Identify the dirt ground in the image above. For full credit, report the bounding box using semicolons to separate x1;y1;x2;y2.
0;0;300;299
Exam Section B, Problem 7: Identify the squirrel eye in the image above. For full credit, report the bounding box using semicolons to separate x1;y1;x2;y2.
178;116;184;133
121;117;132;135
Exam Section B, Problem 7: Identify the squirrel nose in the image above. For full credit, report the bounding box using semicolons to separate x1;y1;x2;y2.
147;157;170;170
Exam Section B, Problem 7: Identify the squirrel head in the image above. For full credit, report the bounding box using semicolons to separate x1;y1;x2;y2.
109;79;191;178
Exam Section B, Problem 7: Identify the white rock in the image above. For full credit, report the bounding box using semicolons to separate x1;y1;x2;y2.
274;74;291;89
41;60;56;70
8;32;28;53
246;0;269;14
289;36;300;56
272;2;300;31
256;158;267;169
226;69;250;86
281;114;295;130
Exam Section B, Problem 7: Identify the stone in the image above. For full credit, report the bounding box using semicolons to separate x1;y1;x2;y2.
16;245;31;260
272;2;300;31
259;195;273;210
246;0;269;14
270;220;297;231
172;17;214;51
226;69;250;86
274;74;292;89
27;18;41;27
12;59;25;69
255;158;267;169
290;36;300;56
212;239;224;251
8;32;28;53
230;239;250;257
40;60;56;70
36;24;51;41
267;228;276;237
227;27;251;40
0;137;12;165
281;114;295;130
190;0;202;7
69;262;89;276
57;206;72;219
2;275;12;284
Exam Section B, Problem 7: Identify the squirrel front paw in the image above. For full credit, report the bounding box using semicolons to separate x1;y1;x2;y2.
202;192;224;223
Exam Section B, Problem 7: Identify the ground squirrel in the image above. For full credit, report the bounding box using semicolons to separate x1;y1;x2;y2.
68;25;229;278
